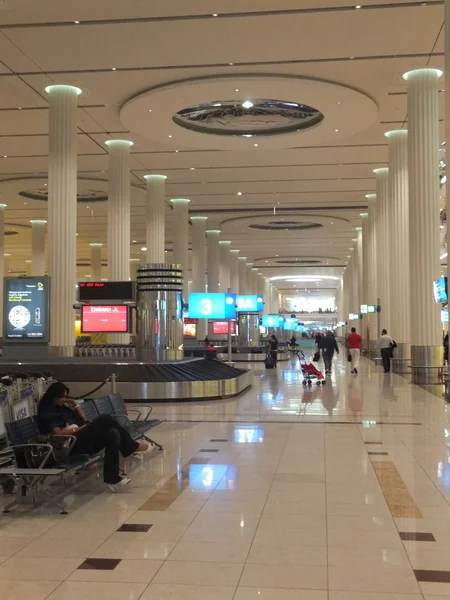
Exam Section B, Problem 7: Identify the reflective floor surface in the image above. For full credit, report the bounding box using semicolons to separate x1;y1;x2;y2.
2;352;450;599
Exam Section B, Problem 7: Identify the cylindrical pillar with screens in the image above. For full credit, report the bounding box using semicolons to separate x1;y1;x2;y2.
136;263;184;362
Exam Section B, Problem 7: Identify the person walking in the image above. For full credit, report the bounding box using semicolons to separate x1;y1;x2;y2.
319;330;339;375
377;329;395;373
347;327;362;374
268;334;279;367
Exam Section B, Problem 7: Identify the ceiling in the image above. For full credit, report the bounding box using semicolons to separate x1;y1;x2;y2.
0;0;444;291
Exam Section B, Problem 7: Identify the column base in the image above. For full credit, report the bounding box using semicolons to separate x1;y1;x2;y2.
411;345;443;384
392;343;411;374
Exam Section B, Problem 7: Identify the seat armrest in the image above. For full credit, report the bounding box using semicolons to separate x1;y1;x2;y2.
127;406;153;421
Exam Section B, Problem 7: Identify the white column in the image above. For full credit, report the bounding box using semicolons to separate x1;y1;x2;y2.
373;167;390;333
361;215;369;347
106;139;133;344
246;263;254;294
252;268;258;296
404;68;443;372
355;227;363;335
446;0;450;316
365;194;378;345
144;174;166;264
46;84;81;352
191;216;207;339
30;220;46;276
206;230;220;292
257;273;265;296
89;243;102;281
264;278;271;313
219;240;231;291
386;129;411;361
238;256;248;295
230;249;240;294
171;198;190;299
130;258;139;281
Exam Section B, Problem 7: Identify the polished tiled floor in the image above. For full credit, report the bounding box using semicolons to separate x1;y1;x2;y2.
3;351;450;599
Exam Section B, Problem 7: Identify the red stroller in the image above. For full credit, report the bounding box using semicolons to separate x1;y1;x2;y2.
298;351;326;386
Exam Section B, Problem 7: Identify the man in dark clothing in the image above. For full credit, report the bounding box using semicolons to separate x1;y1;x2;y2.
319;331;339;375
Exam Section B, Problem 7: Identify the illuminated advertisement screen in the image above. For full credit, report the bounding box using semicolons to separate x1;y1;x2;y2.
188;293;236;319
78;281;135;302
81;305;129;333
262;314;284;328
236;295;264;312
212;321;236;335
434;276;448;303
183;323;197;337
4;276;50;342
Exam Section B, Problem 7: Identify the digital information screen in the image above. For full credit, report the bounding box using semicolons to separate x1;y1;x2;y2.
212;321;236;335
183;323;197;337
4;276;50;342
434;276;448;303
188;293;236;319
283;318;298;331
262;314;285;328
81;305;129;333
79;281;135;302
236;295;264;312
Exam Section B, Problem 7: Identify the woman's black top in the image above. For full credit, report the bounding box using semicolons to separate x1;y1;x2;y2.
269;340;278;351
38;404;85;434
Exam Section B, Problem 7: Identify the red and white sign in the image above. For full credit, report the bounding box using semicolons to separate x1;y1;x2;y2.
81;305;129;333
212;321;236;335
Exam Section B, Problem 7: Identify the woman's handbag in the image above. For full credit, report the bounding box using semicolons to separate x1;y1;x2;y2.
313;350;320;362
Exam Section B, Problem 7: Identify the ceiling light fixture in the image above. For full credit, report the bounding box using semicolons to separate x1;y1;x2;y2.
254;143;259;147
168;135;172;138
190;167;195;170
111;67;116;71
141;247;148;252
212;13;218;16
235;88;240;92
237;192;242;196
74;20;80;23
242;100;254;109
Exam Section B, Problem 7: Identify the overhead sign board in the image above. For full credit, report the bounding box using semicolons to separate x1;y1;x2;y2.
262;314;284;328
236;295;264;312
4;276;50;343
81;305;130;333
348;313;360;320
367;304;376;314
188;293;237;320
78;281;135;302
360;304;368;314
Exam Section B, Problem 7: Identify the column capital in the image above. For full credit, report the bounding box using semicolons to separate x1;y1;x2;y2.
144;174;167;181
238;256;248;260
0;204;6;209
373;167;389;175
365;194;376;200
45;84;82;96
403;68;443;81
89;242;103;247
30;219;47;225
171;198;190;205
385;129;408;139
230;249;240;254
105;139;134;148
191;216;208;221
206;229;221;234
219;240;231;245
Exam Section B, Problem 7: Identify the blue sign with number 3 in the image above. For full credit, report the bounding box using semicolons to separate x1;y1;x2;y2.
188;293;237;320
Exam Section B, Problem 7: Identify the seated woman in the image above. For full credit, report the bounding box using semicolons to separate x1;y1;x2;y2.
37;381;153;489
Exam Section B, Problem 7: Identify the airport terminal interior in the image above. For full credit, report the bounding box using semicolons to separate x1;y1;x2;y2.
2;1;450;599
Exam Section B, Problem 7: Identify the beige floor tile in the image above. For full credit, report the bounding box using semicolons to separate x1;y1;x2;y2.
142;583;236;600
234;589;327;600
247;542;327;565
406;548;450;570
240;563;327;589
263;499;326;515
92;538;175;560
125;510;198;526
201;500;265;514
0;536;36;559
15;535;105;559
46;581;146;600
327;528;403;548
253;527;326;546
326;502;392;517
152;560;243;586
420;582;450;596
328;546;410;568
258;512;327;530
0;580;60;600
329;564;420;593
168;541;250;562
329;593;423;600
0;557;81;581
69;559;163;583
326;515;396;531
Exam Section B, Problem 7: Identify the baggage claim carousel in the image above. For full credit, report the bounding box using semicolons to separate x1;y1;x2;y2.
0;358;253;402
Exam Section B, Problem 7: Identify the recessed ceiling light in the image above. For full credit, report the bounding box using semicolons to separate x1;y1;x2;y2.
148;109;152;112
355;5;361;8
254;143;259;147
175;149;179;153
141;247;147;251
235;88;240;92
111;67;116;71
229;62;234;66
3;155;6;158
212;13;218;16
335;129;339;132
242;100;254;109
190;167;195;170
237;192;242;196
74;20;80;23
17;106;22;110
168;135;172;138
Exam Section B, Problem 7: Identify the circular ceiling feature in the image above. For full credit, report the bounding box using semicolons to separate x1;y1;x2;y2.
120;75;378;151
19;189;108;203
172;99;324;137
249;222;322;231
276;259;322;264
4;230;18;236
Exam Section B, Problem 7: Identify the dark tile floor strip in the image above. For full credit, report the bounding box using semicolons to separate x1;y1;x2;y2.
415;569;450;582
117;524;152;532
400;532;435;541
199;448;220;452
78;558;121;570
368;452;389;456
210;439;229;442
365;442;383;445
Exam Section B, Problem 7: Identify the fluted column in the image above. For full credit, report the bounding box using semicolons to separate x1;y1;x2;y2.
246;263;254;294
374;167;390;333
106;139;133;344
46;84;81;353
257;272;265;296
355;228;363;335
144;174;166;263
171;198;190;300
365;194;378;346
230;249;240;294
25;260;31;276
264;278;271;313
219;240;231;291
361;216;369;347
251;268;258;296
30;220;46;276
89;243;102;280
191;216;207;339
386;129;411;362
206;230;220;292
238;256;248;295
404;68;443;375
130;258;139;281
0;205;5;335
446;0;450;310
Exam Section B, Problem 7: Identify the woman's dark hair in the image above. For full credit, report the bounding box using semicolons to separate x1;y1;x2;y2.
37;381;69;414
271;335;278;341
